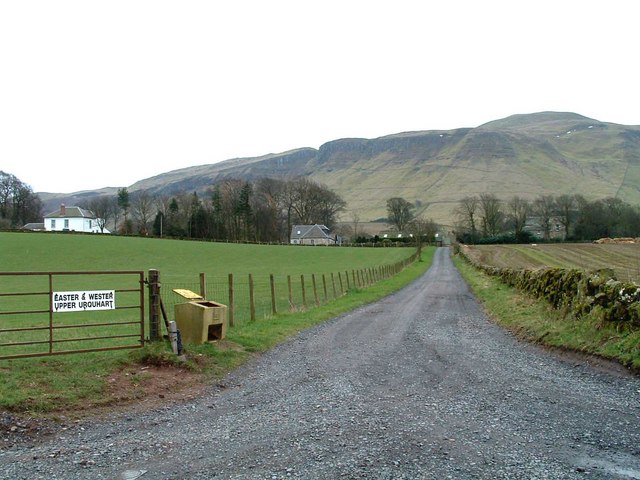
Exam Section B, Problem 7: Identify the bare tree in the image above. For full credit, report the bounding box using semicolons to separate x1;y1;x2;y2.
479;193;503;237
84;195;116;233
454;196;479;240
507;196;530;242
555;194;576;240
130;190;155;235
253;178;285;242
351;210;361;241
386;197;415;233
408;216;439;261
533;195;555;241
284;177;346;237
0;171;42;227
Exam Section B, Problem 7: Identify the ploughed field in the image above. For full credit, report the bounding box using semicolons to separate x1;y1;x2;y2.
462;243;640;283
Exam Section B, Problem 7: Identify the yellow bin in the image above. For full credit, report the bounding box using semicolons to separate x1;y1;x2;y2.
174;300;228;344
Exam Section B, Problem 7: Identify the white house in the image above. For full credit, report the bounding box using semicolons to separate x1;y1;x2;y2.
43;204;109;233
290;224;337;245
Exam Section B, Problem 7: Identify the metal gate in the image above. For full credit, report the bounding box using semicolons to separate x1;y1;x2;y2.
0;271;145;359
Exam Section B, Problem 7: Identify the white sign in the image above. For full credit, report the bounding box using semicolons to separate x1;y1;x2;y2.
52;290;116;312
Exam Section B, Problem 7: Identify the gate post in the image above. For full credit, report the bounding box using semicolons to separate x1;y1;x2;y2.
148;269;161;341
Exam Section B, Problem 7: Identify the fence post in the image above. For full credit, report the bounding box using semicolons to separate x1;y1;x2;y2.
148;269;161;341
345;270;350;290
352;270;356;288
301;274;307;308
249;273;256;322
312;274;320;306
322;274;328;302
338;271;344;294
228;273;235;328
331;272;337;299
270;273;277;316
288;275;293;310
200;272;206;299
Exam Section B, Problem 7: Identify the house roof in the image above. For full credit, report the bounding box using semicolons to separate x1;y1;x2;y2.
44;206;96;219
291;224;333;240
22;223;45;231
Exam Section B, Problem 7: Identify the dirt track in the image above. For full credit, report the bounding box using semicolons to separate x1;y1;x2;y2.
2;247;640;479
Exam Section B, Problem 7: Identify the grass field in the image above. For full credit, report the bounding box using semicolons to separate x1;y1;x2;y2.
0;231;427;414
462;243;640;283
1;231;416;331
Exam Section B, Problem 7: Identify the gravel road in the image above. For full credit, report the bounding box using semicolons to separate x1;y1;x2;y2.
2;247;639;479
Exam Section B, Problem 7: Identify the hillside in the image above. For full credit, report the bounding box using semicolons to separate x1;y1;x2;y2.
40;112;640;226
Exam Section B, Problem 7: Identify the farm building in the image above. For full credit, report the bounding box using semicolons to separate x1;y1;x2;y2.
290;224;338;245
43;204;109;233
21;222;45;231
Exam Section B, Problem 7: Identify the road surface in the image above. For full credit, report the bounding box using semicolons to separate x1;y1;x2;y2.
1;247;639;479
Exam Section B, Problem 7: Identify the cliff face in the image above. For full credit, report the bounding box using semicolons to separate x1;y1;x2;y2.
40;112;640;225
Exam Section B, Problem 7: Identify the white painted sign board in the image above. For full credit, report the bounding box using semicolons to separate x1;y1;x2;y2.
52;290;116;312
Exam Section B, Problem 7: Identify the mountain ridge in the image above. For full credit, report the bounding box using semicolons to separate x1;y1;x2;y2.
39;112;640;225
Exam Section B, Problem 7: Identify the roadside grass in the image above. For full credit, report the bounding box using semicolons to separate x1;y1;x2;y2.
453;255;640;372
0;241;434;416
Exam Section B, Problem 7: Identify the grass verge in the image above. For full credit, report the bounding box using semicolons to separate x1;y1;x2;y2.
0;248;434;417
453;254;640;372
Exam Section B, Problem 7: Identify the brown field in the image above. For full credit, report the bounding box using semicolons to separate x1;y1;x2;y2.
462;243;640;283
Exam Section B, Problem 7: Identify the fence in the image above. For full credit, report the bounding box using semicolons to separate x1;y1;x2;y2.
0;271;145;359
156;252;418;334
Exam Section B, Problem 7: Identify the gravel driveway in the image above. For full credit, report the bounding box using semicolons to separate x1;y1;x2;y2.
2;247;639;479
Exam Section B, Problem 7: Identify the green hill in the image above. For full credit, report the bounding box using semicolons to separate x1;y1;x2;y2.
41;112;640;226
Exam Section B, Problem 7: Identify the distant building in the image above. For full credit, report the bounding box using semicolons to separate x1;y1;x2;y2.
523;215;563;240
290;224;338;245
21;222;45;231
43;204;109;233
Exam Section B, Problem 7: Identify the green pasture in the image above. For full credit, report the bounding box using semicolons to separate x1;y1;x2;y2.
0;231;428;414
1;231;415;334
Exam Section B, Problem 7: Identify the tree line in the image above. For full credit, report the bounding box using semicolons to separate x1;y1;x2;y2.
84;177;347;243
0;171;43;229
454;193;640;243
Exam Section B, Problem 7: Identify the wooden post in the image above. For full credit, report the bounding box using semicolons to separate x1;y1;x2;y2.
322;274;328;302
148;269;161;341
270;273;277;316
301;274;307;308
249;273;256;322
288;275;293;310
352;270;356;288
338;271;344;294
312;274;320;306
331;272;337;298
228;273;235;328
199;272;206;299
345;270;350;290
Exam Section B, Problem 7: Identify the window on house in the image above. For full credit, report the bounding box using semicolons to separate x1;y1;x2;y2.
51;219;56;229
64;219;69;229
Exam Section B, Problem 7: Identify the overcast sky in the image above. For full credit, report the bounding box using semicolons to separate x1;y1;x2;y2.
1;0;639;193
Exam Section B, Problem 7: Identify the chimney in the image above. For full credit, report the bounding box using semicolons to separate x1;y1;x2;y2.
60;204;66;216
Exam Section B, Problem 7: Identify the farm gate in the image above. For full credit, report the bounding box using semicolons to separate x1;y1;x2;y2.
0;271;145;360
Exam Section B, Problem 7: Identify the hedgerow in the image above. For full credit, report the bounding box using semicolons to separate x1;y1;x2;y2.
459;246;640;327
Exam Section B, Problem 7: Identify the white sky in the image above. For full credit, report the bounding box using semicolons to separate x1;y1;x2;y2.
1;0;639;193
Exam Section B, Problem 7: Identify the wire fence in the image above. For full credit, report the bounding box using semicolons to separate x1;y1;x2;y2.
159;252;419;329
